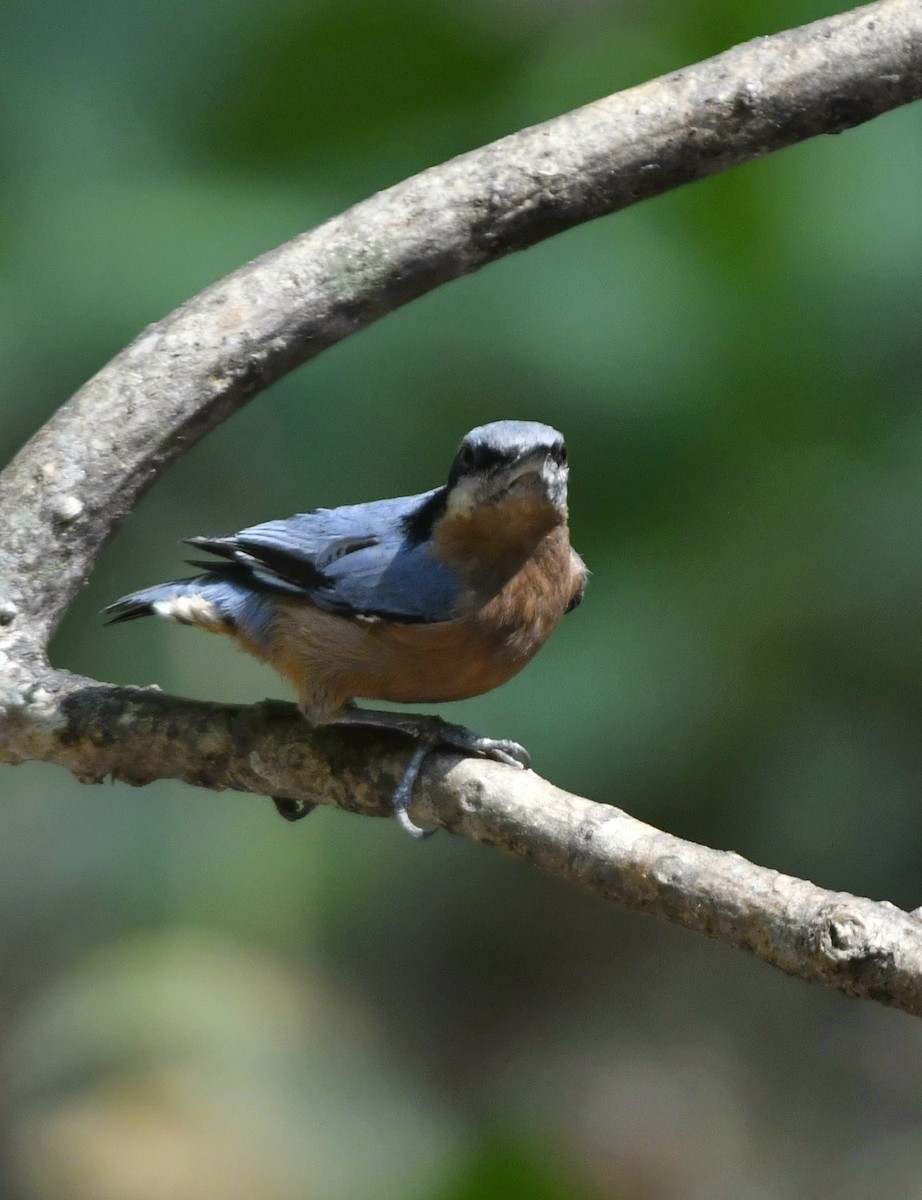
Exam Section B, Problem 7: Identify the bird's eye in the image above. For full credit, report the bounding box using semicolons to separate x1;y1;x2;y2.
459;443;477;471
554;443;568;466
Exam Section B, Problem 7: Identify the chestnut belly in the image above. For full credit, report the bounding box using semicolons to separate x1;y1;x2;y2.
346;618;544;704
268;602;557;713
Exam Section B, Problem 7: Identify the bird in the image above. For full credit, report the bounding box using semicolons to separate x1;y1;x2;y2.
106;420;587;836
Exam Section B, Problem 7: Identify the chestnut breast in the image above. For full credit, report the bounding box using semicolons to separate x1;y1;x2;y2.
268;510;584;720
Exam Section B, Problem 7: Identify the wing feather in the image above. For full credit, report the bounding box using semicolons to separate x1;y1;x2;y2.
182;489;461;623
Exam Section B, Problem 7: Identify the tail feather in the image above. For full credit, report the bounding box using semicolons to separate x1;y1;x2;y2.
105;578;204;625
104;574;276;646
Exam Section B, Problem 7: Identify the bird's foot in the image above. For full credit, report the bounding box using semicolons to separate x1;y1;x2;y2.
272;797;318;822
327;710;530;838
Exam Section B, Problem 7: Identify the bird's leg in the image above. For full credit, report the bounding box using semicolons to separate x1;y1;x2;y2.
324;709;530;838
391;740;437;839
330;709;531;768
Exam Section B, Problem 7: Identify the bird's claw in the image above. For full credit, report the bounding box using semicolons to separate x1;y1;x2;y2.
388;721;531;837
392;742;437;839
422;715;529;771
323;709;530;838
458;735;530;770
272;796;318;822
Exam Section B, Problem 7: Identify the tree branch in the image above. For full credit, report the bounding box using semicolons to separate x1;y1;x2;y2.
2;0;922;1014
8;677;922;1015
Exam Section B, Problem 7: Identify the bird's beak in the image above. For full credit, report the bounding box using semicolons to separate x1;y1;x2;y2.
506;451;567;506
506;449;554;485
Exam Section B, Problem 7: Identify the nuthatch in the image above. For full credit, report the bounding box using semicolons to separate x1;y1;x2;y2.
107;420;587;835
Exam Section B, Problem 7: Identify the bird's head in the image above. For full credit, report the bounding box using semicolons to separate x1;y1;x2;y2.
445;421;569;518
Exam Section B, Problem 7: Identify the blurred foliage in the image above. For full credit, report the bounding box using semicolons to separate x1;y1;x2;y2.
2;0;922;1196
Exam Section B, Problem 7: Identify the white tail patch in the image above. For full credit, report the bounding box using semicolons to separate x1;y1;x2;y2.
152;595;223;628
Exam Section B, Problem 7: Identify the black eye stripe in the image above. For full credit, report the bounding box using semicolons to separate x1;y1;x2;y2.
455;440;566;476
461;444;512;472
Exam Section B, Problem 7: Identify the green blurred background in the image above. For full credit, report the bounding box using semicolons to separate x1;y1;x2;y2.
3;0;922;1195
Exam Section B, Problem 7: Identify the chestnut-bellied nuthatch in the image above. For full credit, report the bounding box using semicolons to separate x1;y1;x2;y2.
107;420;586;836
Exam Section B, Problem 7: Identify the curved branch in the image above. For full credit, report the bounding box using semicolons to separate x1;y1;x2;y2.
6;673;922;1016
2;0;922;1016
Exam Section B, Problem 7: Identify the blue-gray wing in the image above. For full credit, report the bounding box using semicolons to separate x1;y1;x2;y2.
184;489;461;623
